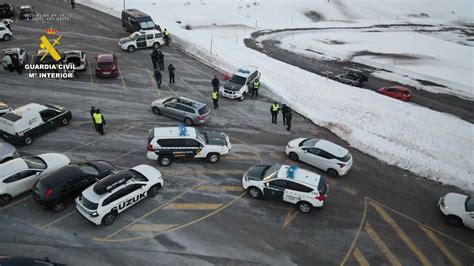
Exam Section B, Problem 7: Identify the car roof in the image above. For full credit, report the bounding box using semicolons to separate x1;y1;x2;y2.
235;65;258;77
123;9;149;17
3;48;21;54
277;165;321;187
153;126;197;139
13;103;47;117
314;139;348;158
97;54;114;62
39;165;83;188
173;96;206;109
0;158;27;178
20;5;32;9
389;86;410;92
138;29;161;35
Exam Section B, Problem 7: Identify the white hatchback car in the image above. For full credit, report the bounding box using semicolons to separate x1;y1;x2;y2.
0;153;70;205
439;193;474;229
286;138;352;177
0;24;12;41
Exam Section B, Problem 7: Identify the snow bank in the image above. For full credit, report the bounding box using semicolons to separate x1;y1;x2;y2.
79;0;474;191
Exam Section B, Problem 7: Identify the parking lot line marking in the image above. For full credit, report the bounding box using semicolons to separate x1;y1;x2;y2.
353;248;370;266
88;61;93;83
196;185;243;192
340;197;369;266
97;181;205;241
164;83;177;95
370;201;432;266
117;65;127;90
0;195;31;211
146;69;160;96
365;222;402;266
64;124;135;153
282;209;299;229
111;147;142;161
367;197;473;251
419;225;462;266
126;224;179;233
224;153;261;161
41;210;76;229
164;203;223;210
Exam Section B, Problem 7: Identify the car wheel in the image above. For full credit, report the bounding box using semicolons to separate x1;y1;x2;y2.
207;153;220;163
297;201;312;213
52;202;65;213
327;168;339;177
238;93;246;101
159;155;172;166
446;215;462;227
3;34;11;41
0;194;12;205
184;117;193;126
152;107;161;115
127;45;135;52
248;187;262;199
147;184;160;197
102;212;117;226
289;152;299;161
61;117;69;126
153;42;161;49
24;136;33;145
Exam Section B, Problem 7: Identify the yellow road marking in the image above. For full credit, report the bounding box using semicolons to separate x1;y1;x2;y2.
127;224;179;233
353;248;370;266
117;65;127;90
340;186;358;196
419;225;462;266
282;209;299;229
365;222;401;266
164;203;223;210
340;197;369;266
0;195;32;211
147;69;160;96
97;181;205;241
41;210;75;228
196;185;243;192
370;202;432;266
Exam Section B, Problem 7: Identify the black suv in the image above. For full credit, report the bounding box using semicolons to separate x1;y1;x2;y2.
33;161;116;212
0;3;15;18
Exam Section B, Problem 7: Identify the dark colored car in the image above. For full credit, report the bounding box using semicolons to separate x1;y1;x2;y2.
378;86;412;101
121;8;155;32
33;161;116;212
34;49;64;66
18;5;35;20
95;53;118;78
0;3;15;18
0;256;65;266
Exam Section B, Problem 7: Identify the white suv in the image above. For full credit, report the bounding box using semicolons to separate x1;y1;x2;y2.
118;29;164;52
147;126;231;166
75;164;163;226
219;66;260;101
286;138;352;177
242;164;328;213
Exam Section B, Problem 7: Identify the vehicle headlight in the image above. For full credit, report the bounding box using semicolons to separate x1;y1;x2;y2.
90;211;99;217
439;197;447;209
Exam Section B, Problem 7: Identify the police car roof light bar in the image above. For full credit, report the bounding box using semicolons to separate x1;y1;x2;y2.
287;165;298;179
238;68;251;74
178;125;187;136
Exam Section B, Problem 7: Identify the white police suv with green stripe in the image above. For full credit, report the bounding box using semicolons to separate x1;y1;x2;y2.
75;164;163;226
147;126;231;166
242;164;328;213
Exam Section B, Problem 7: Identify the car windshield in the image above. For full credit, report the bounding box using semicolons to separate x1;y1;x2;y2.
195;129;207;144
338;153;351;162
300;138;318;147
78;163;99;176
98;62;113;69
229;74;246;85
318;176;327;195
140;21;155;30
24;156;47;170
79;194;98;210
262;165;281;181
129;32;140;40
198;105;210;115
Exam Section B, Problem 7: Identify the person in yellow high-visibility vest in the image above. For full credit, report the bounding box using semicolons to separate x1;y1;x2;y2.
92;109;106;135
211;88;219;110
270;102;280;124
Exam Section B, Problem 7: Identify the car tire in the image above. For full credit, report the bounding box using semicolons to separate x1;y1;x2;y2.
147;184;160;197
297;201;312;213
102;212;117;226
3;34;11;41
446;215;462;227
152;107;161;115
0;194;12;205
238;93;246;101
207;153;220;163
23;136;33;145
289;152;299;161
52;202;65;213
184;117;193;126
159;155;172;166
153;42;161;49
127;45;135;52
61;117;69;126
248;186;262;199
327;168;339;177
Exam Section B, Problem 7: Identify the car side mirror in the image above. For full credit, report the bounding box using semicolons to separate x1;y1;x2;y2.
36;172;41;175
303;149;307;153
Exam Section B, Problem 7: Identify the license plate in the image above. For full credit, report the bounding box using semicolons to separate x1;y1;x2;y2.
103;71;110;75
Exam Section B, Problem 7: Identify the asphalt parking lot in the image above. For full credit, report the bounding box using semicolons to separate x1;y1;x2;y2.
0;1;473;265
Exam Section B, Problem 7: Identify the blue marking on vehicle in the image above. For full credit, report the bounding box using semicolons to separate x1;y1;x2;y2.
287;165;298;179
238;68;250;74
179;125;187;136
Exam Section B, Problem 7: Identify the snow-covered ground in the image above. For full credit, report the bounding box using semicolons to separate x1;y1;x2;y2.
78;0;474;191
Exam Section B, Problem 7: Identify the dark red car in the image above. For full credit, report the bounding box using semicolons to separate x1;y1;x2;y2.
378;86;412;101
95;53;118;78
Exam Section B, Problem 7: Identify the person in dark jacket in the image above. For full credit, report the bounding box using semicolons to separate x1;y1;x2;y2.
168;64;175;84
270;102;280;124
158;51;164;70
11;54;21;74
151;49;159;70
71;0;75;9
154;69;162;88
285;108;293;131
211;76;220;90
281;104;289;125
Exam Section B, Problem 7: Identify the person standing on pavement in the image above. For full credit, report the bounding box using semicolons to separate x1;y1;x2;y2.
3;54;13;72
163;29;170;45
270;102;280;124
158;51;164;70
211;76;220;90
151;48;159;70
154;69;162;88
11;54;21;74
168;64;175;84
93;109;106;135
71;0;75;9
251;79;260;98
285;108;293;131
281;104;289;125
211;88;219;110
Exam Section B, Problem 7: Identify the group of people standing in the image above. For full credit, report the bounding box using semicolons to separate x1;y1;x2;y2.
270;102;293;131
151;48;175;88
3;53;23;74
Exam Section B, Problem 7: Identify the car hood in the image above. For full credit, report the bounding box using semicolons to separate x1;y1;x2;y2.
119;37;133;44
287;138;306;149
245;165;269;181
223;81;244;91
205;132;227;146
38;153;71;171
151;98;168;106
443;193;468;213
0;141;16;157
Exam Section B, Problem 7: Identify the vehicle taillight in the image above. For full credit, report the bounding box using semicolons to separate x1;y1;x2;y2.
316;195;327;201
197;115;204;120
45;188;54;199
147;144;153;151
81;60;85;64
337;163;345;168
